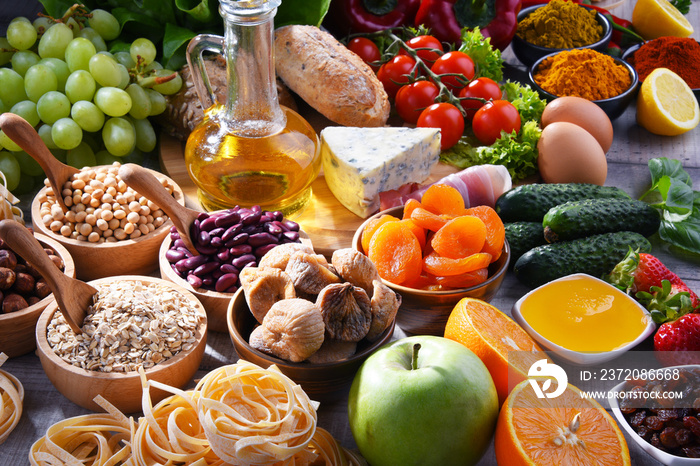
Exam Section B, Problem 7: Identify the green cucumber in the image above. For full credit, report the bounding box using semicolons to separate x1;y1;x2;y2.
495;183;631;222
504;222;547;267
513;231;652;289
543;198;660;243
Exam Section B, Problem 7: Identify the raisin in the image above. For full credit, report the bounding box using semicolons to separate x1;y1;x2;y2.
683;446;700;458
675;428;693;446
658;409;680;421
636;425;652;441
660;427;680;448
645;416;665;431
630;410;647;428
684;416;700;437
650;433;663;450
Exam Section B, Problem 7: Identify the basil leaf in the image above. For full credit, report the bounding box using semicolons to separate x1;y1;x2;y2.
647;157;693;191
275;0;331;27
658;192;700;255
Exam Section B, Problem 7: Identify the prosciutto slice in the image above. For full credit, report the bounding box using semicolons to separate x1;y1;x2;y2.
378;164;512;211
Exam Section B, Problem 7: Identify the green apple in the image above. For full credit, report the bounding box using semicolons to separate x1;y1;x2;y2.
348;335;498;466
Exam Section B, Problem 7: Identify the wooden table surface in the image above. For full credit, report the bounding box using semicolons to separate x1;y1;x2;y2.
2;1;700;464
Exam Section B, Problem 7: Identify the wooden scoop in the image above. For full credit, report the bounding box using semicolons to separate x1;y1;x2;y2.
118;163;201;254
0;113;79;213
0;220;96;334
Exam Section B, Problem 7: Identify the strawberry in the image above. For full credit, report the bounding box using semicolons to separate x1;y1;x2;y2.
654;313;700;352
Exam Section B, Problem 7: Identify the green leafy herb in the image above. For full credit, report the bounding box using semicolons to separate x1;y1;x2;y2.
670;0;691;15
640;157;700;254
458;27;503;82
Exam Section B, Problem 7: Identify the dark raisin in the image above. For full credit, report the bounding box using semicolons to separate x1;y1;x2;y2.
684;416;700;437
630;410;647;428
636;425;652;441
650;433;663;449
660;427;680;448
683;446;700;458
675;428;693;446
658;409;679;421
645;416;665;431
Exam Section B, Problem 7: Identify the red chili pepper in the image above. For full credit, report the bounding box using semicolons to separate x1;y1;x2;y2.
414;0;522;51
326;0;422;35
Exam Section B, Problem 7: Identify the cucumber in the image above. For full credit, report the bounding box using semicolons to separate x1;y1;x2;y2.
504;222;547;267
513;231;652;288
543;198;660;243
496;183;631;222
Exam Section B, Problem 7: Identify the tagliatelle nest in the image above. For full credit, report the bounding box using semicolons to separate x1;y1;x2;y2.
0;172;24;225
0;353;24;445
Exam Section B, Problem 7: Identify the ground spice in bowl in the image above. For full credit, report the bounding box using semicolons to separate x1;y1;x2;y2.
516;0;603;48
533;48;632;100
627;36;700;89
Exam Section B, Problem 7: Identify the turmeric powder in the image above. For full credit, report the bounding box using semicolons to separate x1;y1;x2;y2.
533;49;632;100
517;0;603;49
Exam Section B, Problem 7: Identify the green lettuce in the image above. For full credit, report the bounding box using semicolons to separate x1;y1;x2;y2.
501;80;546;124
458;27;503;82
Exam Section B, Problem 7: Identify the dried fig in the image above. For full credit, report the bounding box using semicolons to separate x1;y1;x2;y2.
366;280;400;342
249;298;325;362
307;339;357;364
240;267;296;323
258;242;315;270
316;283;371;342
286;252;341;295
331;248;380;296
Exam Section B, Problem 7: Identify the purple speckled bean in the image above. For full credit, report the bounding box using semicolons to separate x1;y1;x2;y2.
264;222;283;235
241;211;261;225
214;211;241;228
210;236;223;248
165;249;186;263
221;264;238;274
225;232;249;247
194;262;219;276
232;254;256;269
215;273;239;292
187;274;203;288
255;243;277;257
200;216;218;232
217;249;231;262
248;232;278;247
229;244;252;256
221;224;243;242
282;231;299;242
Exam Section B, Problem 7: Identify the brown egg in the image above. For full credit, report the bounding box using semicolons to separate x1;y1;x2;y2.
541;96;614;152
537;121;607;185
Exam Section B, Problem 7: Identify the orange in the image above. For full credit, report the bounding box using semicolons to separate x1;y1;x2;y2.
495;380;631;465
444;297;548;405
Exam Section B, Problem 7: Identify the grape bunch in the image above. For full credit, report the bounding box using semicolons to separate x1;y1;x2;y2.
0;7;182;194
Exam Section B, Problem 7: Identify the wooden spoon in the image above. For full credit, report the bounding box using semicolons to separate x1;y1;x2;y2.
0;220;95;334
118;163;201;254
0;113;78;213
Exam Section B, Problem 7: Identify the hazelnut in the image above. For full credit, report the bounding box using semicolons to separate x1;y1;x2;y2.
2;293;28;313
27;296;41;306
0;267;16;290
34;279;52;299
48;255;64;270
13;272;36;295
0;250;17;269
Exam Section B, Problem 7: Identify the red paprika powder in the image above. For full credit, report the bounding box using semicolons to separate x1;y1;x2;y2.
630;36;700;88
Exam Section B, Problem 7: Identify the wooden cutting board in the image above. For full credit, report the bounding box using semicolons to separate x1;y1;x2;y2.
158;133;459;255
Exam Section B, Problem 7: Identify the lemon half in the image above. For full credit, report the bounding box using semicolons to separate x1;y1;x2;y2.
632;0;694;39
637;68;700;136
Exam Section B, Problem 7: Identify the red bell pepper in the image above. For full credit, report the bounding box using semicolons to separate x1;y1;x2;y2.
326;0;422;35
414;0;522;51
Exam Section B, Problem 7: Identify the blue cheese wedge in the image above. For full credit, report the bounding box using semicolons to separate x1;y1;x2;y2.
321;126;441;218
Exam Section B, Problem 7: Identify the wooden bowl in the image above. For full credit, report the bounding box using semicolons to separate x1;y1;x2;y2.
352;206;510;336
227;288;395;402
35;275;207;414
31;167;185;281
0;233;75;358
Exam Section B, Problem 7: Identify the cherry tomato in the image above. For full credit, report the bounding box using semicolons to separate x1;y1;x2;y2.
417;102;465;150
398;35;444;65
430;51;475;92
472;100;521;146
458;77;503;121
395;80;440;124
347;37;381;71
377;55;416;99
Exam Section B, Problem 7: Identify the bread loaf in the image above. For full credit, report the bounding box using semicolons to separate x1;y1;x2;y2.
274;25;390;127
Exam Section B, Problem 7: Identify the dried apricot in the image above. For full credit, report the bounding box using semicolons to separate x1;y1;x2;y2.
368;221;423;285
464;205;506;262
399;218;427;249
430;215;487;259
421;184;465;216
423;251;492;276
434;268;489;288
403;198;423;219
411;207;449;231
361;214;399;253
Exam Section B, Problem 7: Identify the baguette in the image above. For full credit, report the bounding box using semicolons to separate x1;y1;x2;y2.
274;25;390;127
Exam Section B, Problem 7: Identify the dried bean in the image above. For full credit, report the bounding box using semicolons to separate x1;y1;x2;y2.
283;231;300;242
209;227;225;238
265;222;284;235
183;255;209;270
210;237;223;248
221;264;238;274
198;230;211;245
248;232;278;247
165;249;186;263
222;224;243;242
214;211;240;228
173;239;187;249
200;216;218;232
217;249;231;262
195;244;218;255
241;211;261;225
187;274;203;288
229;245;253;256
225;232;249;247
255;243;277;258
282;219;299;231
202;277;214;287
215;273;239;292
232;254;256;269
193;262;219;277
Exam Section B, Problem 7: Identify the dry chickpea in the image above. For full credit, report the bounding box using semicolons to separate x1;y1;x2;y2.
138;223;149;235
101;210;114;222
130;230;142;239
96;219;109;231
108;218;120;230
126;211;140;224
85;214;97;226
88;232;100;243
75;211;87;223
50;221;62;232
128;201;141;212
60;225;72;237
114;228;127;240
123;223;135;235
78;223;92;237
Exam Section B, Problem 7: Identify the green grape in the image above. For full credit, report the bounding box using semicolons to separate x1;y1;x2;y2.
116;64;130;90
122;148;145;165
65;70;96;103
7;18;37;50
114;51;136;69
10;100;40;127
95;150;120;166
0;131;22;152
71;100;104;132
143;60;163;73
38;23;73;59
88;9;120;41
88;53;121;87
0;100;6;115
65;17;81;39
94;87;132;117
66;141;96;168
81;131;102;153
102;117;135;156
77;27;107;53
130;38;156;66
51;117;83;150
125;83;150;120
38;124;58;149
12;172;37;196
0;38;13;66
0;151;21;191
152;70;183;96
36;91;71;125
33;17;53;36
13;150;44;177
0;68;28;108
52;148;67;163
145;88;166;116
130;116;156;153
64;37;96;73
24;63;58;102
11;50;40;77
9;17;30;24
39;58;70;93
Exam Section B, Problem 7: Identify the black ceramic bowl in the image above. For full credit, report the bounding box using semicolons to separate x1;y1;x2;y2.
622;41;700;101
529;51;639;120
511;4;613;67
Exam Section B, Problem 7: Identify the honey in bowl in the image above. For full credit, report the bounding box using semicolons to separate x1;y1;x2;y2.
516;274;652;353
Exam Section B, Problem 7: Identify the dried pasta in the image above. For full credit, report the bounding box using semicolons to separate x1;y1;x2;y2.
0;353;24;445
0;172;24;224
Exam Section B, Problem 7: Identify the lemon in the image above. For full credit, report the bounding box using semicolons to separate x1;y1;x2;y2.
632;0;694;39
637;68;700;136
